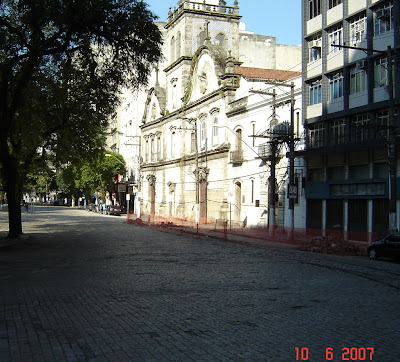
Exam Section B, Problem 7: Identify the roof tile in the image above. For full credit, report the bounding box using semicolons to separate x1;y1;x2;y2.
235;66;301;81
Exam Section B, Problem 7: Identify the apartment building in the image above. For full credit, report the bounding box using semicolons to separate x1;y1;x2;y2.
302;0;400;239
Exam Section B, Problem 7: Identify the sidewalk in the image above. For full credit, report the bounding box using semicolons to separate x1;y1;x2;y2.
127;213;368;256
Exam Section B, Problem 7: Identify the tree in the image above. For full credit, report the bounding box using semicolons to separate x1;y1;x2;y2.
56;151;126;205
0;0;162;238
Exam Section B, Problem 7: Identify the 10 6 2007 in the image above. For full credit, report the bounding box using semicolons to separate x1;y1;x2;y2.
294;347;375;360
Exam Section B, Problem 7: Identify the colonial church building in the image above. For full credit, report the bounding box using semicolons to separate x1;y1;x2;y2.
137;0;303;227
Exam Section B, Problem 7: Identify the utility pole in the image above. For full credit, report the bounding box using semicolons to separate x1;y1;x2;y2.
387;46;396;232
255;81;296;238
250;89;278;233
288;82;295;239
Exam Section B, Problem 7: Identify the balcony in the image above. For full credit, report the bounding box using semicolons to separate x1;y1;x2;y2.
258;143;270;158
230;150;244;164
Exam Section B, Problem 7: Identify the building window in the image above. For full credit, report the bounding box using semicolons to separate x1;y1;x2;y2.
157;135;161;160
309;0;321;19
215;33;226;49
145;139;149;163
374;57;390;87
191;132;196;153
330;119;346;145
376;110;389;138
235;128;243;152
329;0;342;9
328;25;343;53
171;131;175;158
309;168;324;181
374;2;393;36
309;123;325;148
151;138;155;162
200;119;207;149
349;164;369;179
350;14;367;46
212;116;219;145
329;73;343;100
328;166;345;181
308;36;322;62
309;80;322;105
352;114;371;142
350;67;367;94
170;36;175;63
171;78;178;109
374;162;389;178
331;182;385;196
176;32;181;60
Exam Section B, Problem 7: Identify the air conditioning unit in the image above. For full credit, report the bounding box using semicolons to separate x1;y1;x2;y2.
309;39;321;48
356;59;368;70
376;8;390;20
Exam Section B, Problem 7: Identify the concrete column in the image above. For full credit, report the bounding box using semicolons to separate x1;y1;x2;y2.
322;199;327;237
343;199;348;241
397;200;400;232
368;200;373;243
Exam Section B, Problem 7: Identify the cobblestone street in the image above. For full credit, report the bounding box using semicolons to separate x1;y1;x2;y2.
0;207;399;361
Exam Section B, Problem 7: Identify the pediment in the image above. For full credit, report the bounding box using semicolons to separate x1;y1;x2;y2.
142;86;166;124
183;47;221;105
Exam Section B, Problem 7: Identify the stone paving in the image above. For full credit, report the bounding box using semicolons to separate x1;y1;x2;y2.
0;207;399;361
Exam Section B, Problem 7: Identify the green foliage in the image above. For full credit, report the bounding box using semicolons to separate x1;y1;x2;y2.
57;151;126;200
0;0;162;236
25;167;57;196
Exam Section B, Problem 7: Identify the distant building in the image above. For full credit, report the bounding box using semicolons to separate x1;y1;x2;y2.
301;0;399;239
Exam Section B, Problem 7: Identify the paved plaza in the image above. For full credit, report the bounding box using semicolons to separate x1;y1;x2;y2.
0;207;399;361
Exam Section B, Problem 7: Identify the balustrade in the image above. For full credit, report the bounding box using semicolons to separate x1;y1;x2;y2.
168;1;238;21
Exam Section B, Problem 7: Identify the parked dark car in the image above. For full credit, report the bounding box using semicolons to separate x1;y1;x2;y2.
367;233;400;260
106;205;122;216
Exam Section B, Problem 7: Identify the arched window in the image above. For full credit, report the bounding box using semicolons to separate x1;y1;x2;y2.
235;128;243;152
171;78;178;109
151;137;155;162
145;139;149;163
212;115;219;145
170;36;175;63
176;32;181;60
171;131;176;158
215;33;226;48
157;135;161;160
200;119;207;149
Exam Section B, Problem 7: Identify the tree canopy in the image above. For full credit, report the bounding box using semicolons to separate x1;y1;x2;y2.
0;0;162;237
57;151;126;202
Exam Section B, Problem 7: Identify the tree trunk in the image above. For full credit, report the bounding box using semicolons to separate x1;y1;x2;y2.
5;155;23;238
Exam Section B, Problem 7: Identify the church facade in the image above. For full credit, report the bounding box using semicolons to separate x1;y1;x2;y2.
137;0;303;227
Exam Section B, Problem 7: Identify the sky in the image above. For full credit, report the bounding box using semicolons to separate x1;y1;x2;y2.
144;0;302;46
